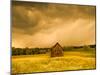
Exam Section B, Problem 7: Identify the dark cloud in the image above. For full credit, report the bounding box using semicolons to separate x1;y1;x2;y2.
12;1;95;35
12;1;96;48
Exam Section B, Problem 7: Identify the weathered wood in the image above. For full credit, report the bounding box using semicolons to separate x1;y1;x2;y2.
51;42;64;57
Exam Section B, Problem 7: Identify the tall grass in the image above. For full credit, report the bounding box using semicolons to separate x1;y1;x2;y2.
12;50;96;74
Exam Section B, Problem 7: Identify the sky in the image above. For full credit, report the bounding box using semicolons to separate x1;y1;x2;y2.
12;1;96;48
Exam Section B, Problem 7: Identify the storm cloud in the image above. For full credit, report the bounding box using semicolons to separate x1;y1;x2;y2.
12;1;96;48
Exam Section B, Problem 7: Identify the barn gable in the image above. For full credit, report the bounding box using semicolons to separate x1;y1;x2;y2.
51;42;64;57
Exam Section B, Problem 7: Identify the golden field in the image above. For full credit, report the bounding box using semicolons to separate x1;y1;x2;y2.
12;50;96;74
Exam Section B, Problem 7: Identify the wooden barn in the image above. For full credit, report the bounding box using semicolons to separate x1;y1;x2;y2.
51;42;64;57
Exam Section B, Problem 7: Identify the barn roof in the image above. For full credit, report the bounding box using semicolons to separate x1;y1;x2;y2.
51;42;64;50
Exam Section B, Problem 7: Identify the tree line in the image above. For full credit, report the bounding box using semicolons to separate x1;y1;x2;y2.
12;44;95;56
12;47;50;55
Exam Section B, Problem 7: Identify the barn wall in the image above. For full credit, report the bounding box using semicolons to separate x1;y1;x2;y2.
51;43;64;57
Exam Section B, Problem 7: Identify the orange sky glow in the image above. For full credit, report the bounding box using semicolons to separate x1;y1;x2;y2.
12;1;96;48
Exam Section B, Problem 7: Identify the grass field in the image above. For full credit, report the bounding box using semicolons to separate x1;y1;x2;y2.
12;49;96;74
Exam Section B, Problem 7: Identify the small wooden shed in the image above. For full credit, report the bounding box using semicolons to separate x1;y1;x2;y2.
51;42;64;57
